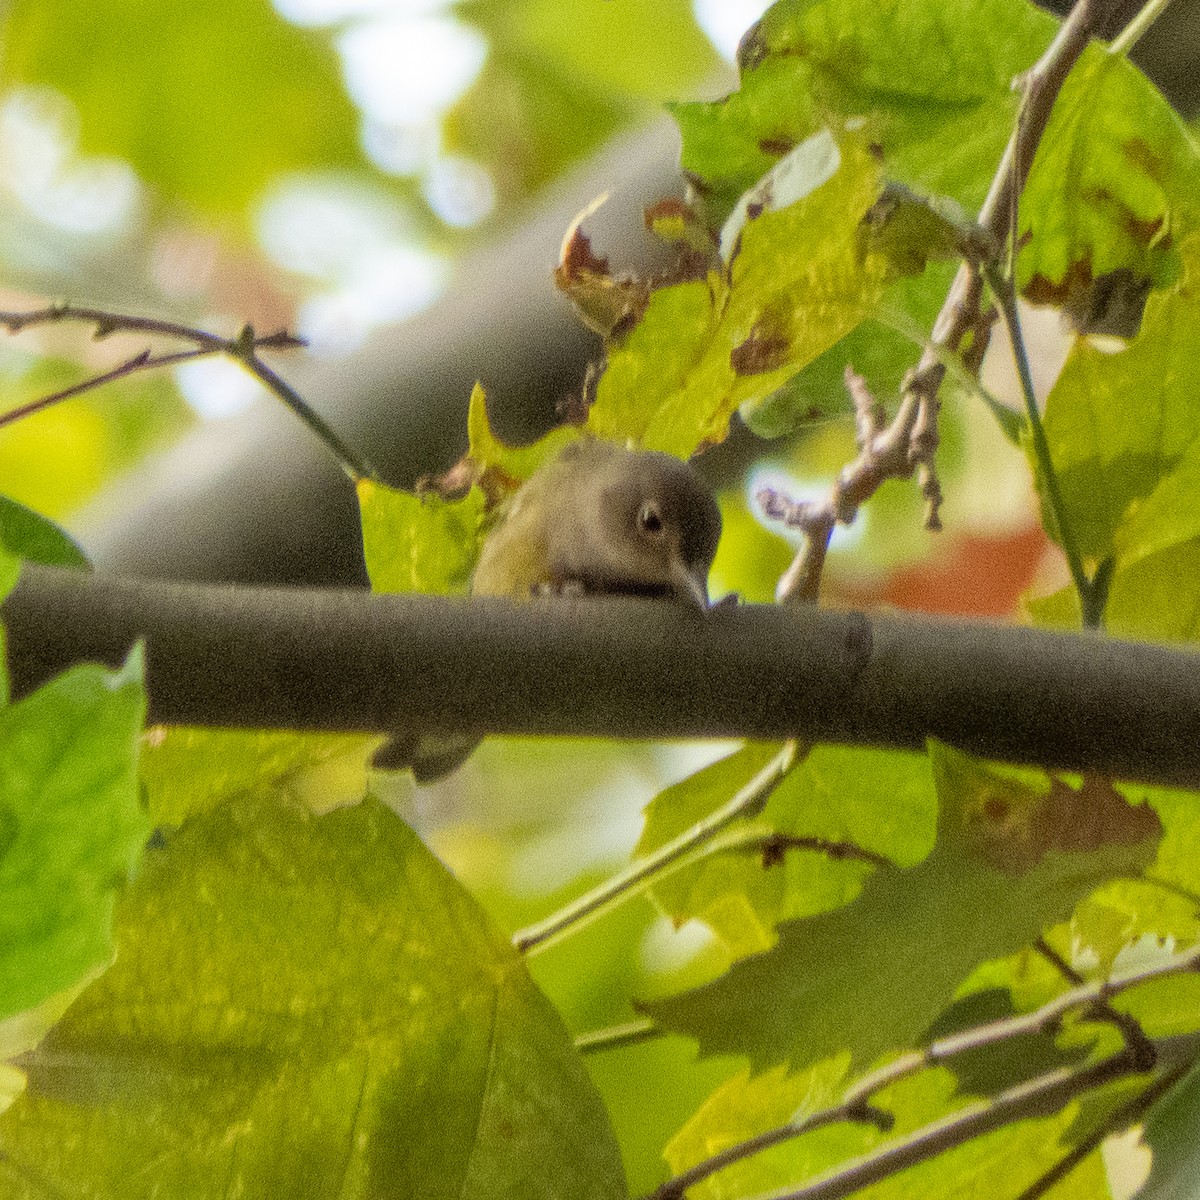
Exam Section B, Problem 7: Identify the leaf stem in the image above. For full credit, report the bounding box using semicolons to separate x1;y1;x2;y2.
227;325;379;482
575;1018;660;1055
1109;0;1175;56
982;265;1103;627
512;740;801;955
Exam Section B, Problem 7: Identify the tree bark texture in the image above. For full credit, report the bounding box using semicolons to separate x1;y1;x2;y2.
7;564;1199;789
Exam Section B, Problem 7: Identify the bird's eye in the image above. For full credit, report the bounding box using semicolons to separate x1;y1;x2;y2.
637;501;664;536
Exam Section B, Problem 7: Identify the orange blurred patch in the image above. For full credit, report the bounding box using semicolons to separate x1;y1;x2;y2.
838;523;1051;618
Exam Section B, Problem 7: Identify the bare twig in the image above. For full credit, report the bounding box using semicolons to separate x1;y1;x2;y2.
760;366;922;603
718;829;892;870
756;1051;1143;1200
769;0;1120;605
1014;1064;1187;1200
644;941;1200;1200
0;303;379;482
0;346;209;428
512;740;802;955
1034;937;1156;1071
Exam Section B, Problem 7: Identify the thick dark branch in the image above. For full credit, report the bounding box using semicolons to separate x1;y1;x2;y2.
6;565;1200;789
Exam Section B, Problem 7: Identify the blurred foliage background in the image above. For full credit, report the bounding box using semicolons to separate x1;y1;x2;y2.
2;1;1199;1189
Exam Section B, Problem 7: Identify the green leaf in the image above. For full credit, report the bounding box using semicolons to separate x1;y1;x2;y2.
1018;45;1200;308
358;478;487;595
2;0;361;218
665;0;1053;441
670;0;1055;229
1023;582;1082;630
740;265;955;438
587;130;888;457
0;554;13;707
0;550;17;608
1105;539;1200;643
639;744;937;959
1140;1059;1200;1200
1112;445;1200;571
1069;885;1200;979
0;650;147;1021
663;1056;870;1200
0;796;626;1200
644;742;1161;1072
1114;970;1200;1042
140;727;383;827
466;381;580;485
1119;780;1200;930
1038;235;1200;562
0;495;89;569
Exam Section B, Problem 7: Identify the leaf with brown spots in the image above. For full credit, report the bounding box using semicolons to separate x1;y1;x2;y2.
1018;45;1200;305
645;197;717;260
730;315;791;375
670;0;1056;230
554;196;651;336
586;129;888;457
1032;235;1200;570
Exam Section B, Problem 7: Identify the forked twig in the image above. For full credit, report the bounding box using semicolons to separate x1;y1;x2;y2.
644;940;1200;1200
0;303;378;482
767;0;1122;605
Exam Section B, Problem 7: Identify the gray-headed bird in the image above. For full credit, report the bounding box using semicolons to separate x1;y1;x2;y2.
377;437;722;781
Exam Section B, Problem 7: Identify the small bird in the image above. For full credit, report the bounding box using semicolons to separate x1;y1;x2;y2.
471;438;722;606
378;438;722;781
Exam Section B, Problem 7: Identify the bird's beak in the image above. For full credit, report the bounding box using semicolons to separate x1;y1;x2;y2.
669;557;711;610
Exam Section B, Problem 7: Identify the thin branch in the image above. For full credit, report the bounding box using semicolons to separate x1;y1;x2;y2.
0;303;380;482
0;303;243;348
769;0;1121;605
1014;1064;1188;1200
644;1098;894;1200
9;564;1200;789
872;302;1009;430
224;326;379;483
512;740;801;954
756;1051;1143;1200
1034;937;1156;1072
0;347;212;430
760;366;922;603
716;830;892;871
645;942;1200;1200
